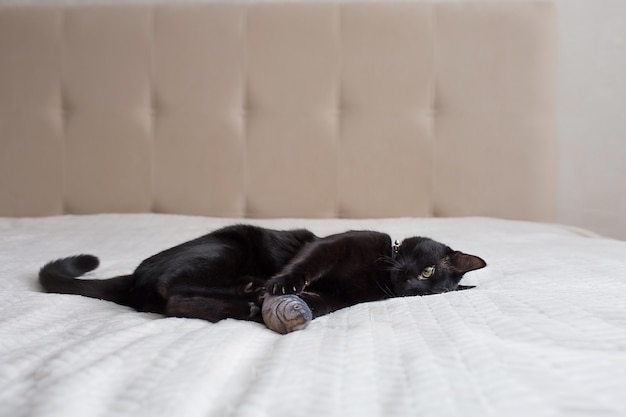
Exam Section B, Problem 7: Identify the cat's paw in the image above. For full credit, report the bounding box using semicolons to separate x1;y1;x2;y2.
248;302;262;322
266;273;308;295
262;294;312;334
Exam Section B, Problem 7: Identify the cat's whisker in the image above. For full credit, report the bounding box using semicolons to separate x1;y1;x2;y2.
375;279;395;298
377;255;395;265
377;255;403;272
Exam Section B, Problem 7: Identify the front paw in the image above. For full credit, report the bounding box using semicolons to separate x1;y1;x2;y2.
266;273;308;295
248;302;262;322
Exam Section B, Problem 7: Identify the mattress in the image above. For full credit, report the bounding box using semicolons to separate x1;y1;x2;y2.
1;214;625;417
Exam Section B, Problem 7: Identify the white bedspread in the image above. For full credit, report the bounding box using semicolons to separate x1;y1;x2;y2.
1;214;626;417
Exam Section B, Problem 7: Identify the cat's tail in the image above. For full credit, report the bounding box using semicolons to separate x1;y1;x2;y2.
39;255;133;306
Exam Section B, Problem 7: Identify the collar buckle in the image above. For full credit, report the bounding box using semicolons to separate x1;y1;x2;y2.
392;240;400;259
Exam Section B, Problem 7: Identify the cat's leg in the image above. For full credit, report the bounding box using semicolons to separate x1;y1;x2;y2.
265;231;390;296
165;294;262;323
265;242;336;295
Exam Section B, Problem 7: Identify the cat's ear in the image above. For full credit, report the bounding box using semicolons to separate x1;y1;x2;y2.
444;251;486;275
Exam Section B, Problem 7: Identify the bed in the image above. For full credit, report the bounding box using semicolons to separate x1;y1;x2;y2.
2;2;626;417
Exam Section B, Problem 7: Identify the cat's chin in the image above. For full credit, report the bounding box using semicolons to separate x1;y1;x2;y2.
391;286;426;297
390;279;428;297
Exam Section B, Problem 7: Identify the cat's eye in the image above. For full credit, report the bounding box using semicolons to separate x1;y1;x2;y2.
419;266;435;280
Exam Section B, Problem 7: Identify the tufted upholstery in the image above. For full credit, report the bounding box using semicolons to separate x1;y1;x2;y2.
0;2;556;220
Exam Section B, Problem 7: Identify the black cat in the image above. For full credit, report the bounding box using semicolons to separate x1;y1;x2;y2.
39;224;486;331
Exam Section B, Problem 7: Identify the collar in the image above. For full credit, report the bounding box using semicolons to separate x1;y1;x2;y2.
391;240;400;260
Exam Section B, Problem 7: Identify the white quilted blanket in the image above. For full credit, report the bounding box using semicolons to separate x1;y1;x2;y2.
1;214;626;417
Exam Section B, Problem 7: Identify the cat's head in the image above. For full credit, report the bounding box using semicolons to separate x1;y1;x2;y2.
389;237;486;296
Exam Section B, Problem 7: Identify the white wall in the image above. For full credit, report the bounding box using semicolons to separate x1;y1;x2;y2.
1;0;625;239
555;0;626;240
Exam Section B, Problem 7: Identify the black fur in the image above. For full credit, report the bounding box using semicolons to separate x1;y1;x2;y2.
39;224;486;323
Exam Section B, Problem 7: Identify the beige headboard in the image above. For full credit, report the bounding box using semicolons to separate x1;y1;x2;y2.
0;2;556;220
